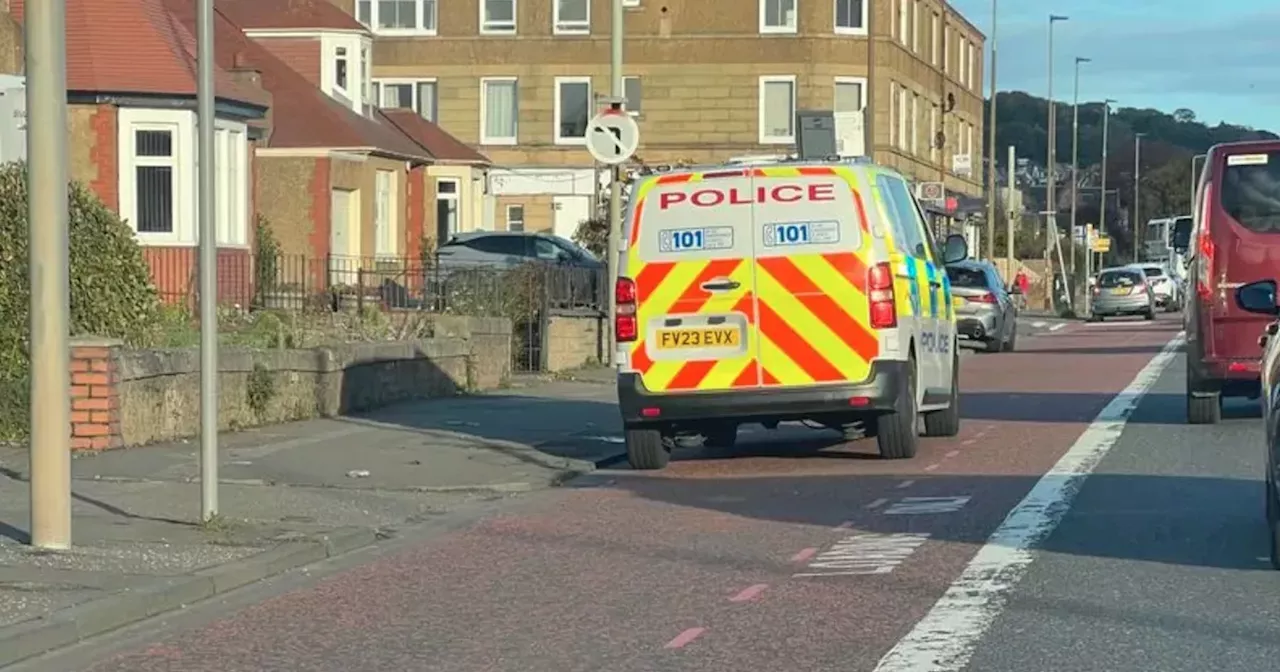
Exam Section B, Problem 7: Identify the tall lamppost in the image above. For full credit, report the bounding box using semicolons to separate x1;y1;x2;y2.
1133;132;1146;262
1069;56;1090;288
1044;13;1069;308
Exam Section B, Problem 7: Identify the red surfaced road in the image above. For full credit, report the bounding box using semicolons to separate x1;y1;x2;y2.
83;319;1181;672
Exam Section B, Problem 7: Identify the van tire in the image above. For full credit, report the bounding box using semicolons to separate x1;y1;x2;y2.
1187;393;1221;425
1001;327;1017;352
626;428;670;470
923;354;961;437
877;358;920;459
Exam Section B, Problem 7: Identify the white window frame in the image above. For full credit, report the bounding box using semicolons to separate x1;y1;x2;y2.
757;75;797;145
333;46;350;94
117;108;249;247
374;77;438;121
374;169;398;257
911;93;919;155
553;0;590;35
622;0;640;6
959;38;969;86
554;76;593;145
888;81;898;147
623;75;643;117
506;204;525;232
436;178;460;237
356;0;438;36
910;0;919;52
833;0;867;35
970;43;979;90
481;0;517;34
759;0;797;34
479;77;518;145
833;76;868;112
930;104;939;162
944;26;951;73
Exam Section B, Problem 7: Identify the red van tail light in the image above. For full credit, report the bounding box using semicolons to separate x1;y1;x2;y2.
868;262;897;329
615;277;638;342
1196;182;1215;300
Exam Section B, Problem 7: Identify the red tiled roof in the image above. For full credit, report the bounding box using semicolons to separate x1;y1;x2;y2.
161;0;429;160
9;0;267;109
217;0;365;31
379;109;491;166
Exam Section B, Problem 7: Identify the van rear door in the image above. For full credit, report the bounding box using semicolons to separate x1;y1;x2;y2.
752;167;879;388
624;171;760;393
1206;148;1280;362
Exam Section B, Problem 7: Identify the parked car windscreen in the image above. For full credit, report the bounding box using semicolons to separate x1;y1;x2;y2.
946;266;989;289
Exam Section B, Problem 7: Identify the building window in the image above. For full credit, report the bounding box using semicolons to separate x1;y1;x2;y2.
834;0;865;34
481;0;516;34
118;109;248;247
436;178;459;242
758;75;796;144
930;104;939;162
834;77;865;112
959;38;968;86
624;76;643;116
931;13;940;65
944;27;951;73
911;0;920;52
133;128;175;235
374;79;437;121
506;204;525;232
897;86;908;149
334;47;348;91
759;0;796;34
910;93;919;155
897;0;908;44
375;170;397;257
356;0;437;34
555;77;592;144
360;46;372;106
970;43;979;90
554;0;589;34
480;77;518;145
888;82;898;147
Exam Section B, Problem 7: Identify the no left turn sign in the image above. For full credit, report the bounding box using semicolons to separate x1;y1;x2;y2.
585;108;640;165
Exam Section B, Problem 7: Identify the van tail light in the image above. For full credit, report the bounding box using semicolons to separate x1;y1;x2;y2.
969;292;997;304
868;262;897;329
615;277;638;342
1197;182;1215;300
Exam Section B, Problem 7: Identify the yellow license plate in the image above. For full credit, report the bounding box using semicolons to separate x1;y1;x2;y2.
656;327;740;349
1110;287;1129;295
952;297;966;307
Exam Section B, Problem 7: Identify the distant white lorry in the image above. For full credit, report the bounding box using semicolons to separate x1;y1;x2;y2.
1143;215;1193;284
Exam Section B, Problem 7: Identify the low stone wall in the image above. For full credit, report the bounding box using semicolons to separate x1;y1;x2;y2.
68;316;513;450
545;313;603;372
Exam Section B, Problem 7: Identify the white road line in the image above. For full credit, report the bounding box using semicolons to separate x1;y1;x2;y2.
872;331;1185;672
1049;323;1066;332
1031;321;1047;328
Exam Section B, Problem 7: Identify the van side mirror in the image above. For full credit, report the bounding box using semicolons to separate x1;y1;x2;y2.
1171;218;1193;254
1235;279;1280;316
942;234;968;264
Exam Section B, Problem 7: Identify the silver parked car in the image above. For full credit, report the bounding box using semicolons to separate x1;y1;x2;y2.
1089;267;1156;321
946;260;1018;352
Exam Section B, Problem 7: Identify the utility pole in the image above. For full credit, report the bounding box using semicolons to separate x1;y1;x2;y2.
26;0;71;549
1045;14;1068;310
1006;144;1015;280
984;0;998;262
864;0;875;159
605;0;623;366
1069;56;1089;290
1133;132;1145;263
197;0;219;520
1100;99;1115;272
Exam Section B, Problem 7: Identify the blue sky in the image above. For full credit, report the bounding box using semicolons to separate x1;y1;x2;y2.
949;0;1279;131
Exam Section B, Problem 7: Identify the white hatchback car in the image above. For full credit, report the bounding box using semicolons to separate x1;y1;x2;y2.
1127;263;1181;312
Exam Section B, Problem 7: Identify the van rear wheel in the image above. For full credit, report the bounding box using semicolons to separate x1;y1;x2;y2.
1187;393;1221;425
877;359;920;459
625;428;670;470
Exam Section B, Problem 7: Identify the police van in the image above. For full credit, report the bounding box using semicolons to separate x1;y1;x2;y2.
613;156;968;469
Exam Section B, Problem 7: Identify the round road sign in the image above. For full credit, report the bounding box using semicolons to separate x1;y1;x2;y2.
585;109;640;165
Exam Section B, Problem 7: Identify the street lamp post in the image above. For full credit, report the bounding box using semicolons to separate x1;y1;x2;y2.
1133;132;1146;262
985;0;999;262
1069;56;1090;291
1098;98;1116;276
1045;14;1068;309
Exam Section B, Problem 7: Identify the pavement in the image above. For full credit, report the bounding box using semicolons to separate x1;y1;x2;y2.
0;379;626;668
7;312;1247;672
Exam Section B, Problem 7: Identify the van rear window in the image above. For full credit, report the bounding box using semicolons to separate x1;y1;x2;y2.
1221;151;1280;233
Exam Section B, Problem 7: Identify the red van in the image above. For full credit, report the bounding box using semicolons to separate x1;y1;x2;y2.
1184;140;1280;423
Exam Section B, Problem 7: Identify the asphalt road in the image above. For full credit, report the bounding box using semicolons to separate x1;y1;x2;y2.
25;313;1272;672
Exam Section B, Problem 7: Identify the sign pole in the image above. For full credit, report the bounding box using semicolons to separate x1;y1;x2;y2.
606;0;624;367
197;0;219;520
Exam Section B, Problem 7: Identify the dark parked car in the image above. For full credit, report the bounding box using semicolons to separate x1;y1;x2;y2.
431;231;605;311
1231;279;1280;568
946;260;1018;353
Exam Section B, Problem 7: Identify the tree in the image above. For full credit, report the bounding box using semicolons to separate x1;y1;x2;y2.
1173;108;1196;123
573;216;609;258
